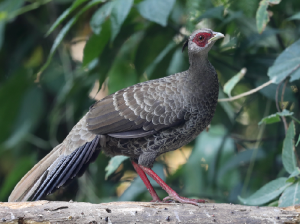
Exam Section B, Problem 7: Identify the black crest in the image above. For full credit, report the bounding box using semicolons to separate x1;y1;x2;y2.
182;39;188;52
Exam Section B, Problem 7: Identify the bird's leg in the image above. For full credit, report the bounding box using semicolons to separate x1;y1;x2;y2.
131;160;161;202
139;164;206;206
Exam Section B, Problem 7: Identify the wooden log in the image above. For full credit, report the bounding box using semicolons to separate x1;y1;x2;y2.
0;201;299;224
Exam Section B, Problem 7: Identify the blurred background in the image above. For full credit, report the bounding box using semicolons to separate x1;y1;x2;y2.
0;0;300;206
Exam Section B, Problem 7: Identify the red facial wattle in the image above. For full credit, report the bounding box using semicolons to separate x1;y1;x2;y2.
192;32;212;47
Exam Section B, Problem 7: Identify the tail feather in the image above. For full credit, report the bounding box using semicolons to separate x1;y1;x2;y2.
31;136;100;201
8;114;99;202
8;144;62;202
33;155;67;200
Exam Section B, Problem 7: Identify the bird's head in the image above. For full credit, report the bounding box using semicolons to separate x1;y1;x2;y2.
182;28;224;55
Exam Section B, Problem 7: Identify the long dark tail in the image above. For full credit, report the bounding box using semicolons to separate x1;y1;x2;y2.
9;136;100;202
32;136;100;201
9;115;101;202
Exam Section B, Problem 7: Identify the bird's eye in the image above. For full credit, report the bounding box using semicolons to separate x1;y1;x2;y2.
199;36;204;41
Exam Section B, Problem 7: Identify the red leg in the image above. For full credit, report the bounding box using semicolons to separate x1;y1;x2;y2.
139;164;206;206
131;160;161;202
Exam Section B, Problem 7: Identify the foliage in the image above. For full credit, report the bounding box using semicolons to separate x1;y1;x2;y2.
268;38;300;83
223;68;246;97
0;0;300;207
258;109;293;125
256;0;281;34
105;155;128;180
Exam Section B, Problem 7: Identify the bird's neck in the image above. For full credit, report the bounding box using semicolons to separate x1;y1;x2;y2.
185;52;218;100
188;53;213;79
188;51;208;67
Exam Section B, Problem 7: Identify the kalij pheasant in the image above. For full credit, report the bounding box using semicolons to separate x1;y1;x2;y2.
9;28;224;205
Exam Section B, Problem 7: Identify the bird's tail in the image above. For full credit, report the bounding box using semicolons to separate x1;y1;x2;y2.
8;115;100;202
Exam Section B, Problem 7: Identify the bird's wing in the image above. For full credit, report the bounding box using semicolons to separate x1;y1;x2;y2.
86;78;187;138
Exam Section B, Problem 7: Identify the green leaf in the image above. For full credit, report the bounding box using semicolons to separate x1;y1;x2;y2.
0;70;31;144
51;19;75;55
258;109;294;125
286;168;300;183
0;21;4;50
282;122;297;174
137;0;175;26
256;0;269;34
145;41;176;78
105;32;141;93
81;0;107;11
110;0;133;41
2;0;49;21
185;0;206;31
218;90;235;122
105;155;128;180
259;114;280;124
223;68;246;97
267;200;279;207
40;0;106;73
90;1;114;35
268;39;300;84
134;26;175;76
88;23;136;90
277;110;294;116
296;134;300;147
269;0;281;3
238;177;291;205
218;149;266;179
167;48;188;75
46;0;89;36
0;156;35;201
196;5;224;21
0;0;24;20
279;181;300;207
287;12;300;21
184;125;234;196
108;58;138;94
0;0;24;49
39;17;76;74
4;87;45;148
256;0;281;34
83;20;110;67
219;11;243;27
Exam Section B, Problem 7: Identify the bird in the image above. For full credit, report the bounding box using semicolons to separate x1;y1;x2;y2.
8;28;224;206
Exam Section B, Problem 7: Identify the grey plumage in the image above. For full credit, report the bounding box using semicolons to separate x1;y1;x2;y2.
9;28;223;202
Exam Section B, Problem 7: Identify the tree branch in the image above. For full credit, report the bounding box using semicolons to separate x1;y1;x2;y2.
218;80;273;102
0;201;299;224
276;79;289;133
281;79;289;132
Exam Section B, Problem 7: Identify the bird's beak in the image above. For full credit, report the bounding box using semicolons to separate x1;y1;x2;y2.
208;32;224;44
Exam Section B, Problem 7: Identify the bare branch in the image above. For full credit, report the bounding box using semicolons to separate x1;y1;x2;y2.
275;80;283;113
218;80;273;102
281;79;289;132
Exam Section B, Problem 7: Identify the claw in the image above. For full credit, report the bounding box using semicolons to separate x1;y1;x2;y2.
162;195;205;206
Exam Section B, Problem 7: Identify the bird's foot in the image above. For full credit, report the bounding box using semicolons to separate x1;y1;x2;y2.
136;164;207;206
163;195;206;206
